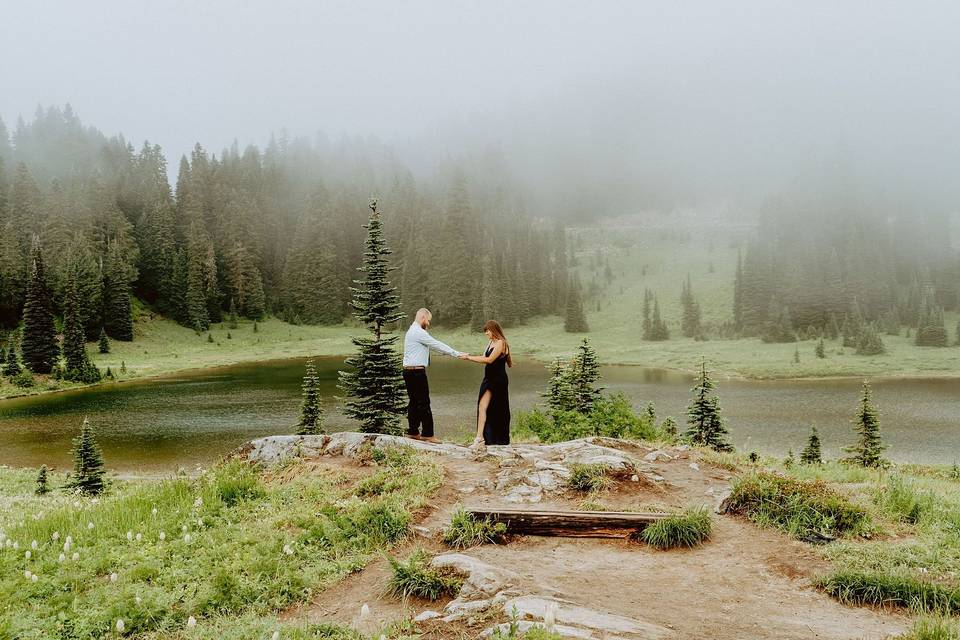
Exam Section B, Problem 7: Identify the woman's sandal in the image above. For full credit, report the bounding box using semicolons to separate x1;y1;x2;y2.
469;436;486;451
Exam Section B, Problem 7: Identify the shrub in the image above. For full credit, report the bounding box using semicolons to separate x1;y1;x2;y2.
568;463;612;493
874;475;936;525
442;507;508;548
639;507;712;549
819;571;960;614
724;472;871;540
386;548;463;600
12;370;35;388
591;393;658;440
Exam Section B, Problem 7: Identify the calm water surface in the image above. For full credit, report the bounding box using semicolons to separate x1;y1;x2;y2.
1;357;958;470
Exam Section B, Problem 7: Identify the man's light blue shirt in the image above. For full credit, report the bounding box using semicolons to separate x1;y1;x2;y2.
403;322;461;367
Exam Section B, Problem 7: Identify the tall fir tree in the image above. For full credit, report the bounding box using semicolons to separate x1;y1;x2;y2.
101;241;134;341
297;359;325;435
337;200;406;434
684;360;733;452
62;272;98;380
98;328;110;353
843;381;887;468
69;417;106;495
564;273;589;333
21;243;59;373
680;274;703;338
569;338;603;414
800;427;823;464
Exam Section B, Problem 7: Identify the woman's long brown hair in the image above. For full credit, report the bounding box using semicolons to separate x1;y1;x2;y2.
482;320;513;367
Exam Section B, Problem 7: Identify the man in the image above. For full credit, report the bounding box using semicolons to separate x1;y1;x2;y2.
402;308;468;443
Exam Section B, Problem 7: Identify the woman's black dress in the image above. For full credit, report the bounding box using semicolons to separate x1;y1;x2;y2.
478;344;511;445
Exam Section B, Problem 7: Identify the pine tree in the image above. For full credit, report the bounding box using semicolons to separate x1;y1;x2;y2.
337;200;406;434
684;360;733;452
543;358;577;413
642;288;653;337
297;359;324;435
660;416;678;441
569;338;603;414
815;338;826;359
800;427;822;464
69;417;106;495
855;324;886;356
644;402;656;424
645;296;670;341
227;298;239;329
98;328;110;354
3;337;21;377
101;241;134;341
564;274;589;333
680;274;702;338
732;251;744;333
62;273;88;374
21;243;59;374
784;449;795;468
36;465;49;495
793;345;800;363
843;381;887;468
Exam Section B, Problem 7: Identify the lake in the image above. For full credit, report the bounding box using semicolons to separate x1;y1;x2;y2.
1;357;958;471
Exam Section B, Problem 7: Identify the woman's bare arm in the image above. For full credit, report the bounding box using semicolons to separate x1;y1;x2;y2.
469;340;504;364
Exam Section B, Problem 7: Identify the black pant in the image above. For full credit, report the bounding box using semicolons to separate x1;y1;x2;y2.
403;369;434;437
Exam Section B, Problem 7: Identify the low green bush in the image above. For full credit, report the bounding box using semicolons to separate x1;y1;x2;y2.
725;471;871;540
568;463;612;493
212;461;266;506
639;507;712;549
442;507;508;548
386;548;463;600
819;571;960;614
875;475;937;525
515;394;658;444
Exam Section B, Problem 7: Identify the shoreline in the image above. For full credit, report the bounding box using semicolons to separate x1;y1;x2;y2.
3;347;960;404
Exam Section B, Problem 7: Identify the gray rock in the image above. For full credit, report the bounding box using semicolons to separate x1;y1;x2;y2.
643;450;672;462
503;595;674;639
688;462;700;471
430;553;520;598
414;610;441;622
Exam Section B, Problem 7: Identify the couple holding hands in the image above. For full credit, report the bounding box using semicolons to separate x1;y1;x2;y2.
401;308;512;449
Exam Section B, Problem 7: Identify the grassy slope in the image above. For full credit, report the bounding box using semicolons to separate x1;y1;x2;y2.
3;220;959;400
0;452;441;639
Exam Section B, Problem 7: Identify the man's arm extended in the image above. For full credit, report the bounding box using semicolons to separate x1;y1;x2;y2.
416;327;461;358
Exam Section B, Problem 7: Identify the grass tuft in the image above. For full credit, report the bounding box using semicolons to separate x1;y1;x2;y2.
818;571;960;615
442;507;508;549
638;507;712;549
724;471;871;541
385;548;463;600
567;463;612;493
874;475;937;525
896;617;960;640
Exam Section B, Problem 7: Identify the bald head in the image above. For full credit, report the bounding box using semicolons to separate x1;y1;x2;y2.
415;308;432;328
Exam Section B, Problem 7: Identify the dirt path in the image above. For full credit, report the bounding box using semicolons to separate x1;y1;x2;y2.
276;437;908;639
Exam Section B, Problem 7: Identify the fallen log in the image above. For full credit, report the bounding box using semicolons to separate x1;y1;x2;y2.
468;508;670;538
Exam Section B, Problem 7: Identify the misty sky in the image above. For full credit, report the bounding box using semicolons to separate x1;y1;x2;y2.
2;1;959;213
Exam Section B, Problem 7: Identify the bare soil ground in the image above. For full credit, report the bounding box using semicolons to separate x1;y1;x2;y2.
286;441;908;639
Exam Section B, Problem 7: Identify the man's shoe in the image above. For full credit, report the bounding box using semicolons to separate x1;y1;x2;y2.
420;436;442;444
406;433;423;441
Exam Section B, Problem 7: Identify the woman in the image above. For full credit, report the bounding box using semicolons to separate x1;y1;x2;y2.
464;320;512;447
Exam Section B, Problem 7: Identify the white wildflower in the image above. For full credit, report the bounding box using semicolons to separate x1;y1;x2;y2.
31;573;38;582
73;500;80;508
126;531;133;541
25;550;31;560
87;522;94;530
135;533;142;542
65;535;73;548
116;619;125;633
184;533;192;543
52;531;60;541
187;615;197;628
182;525;188;532
110;572;118;582
12;541;18;550
159;532;166;541
282;544;293;555
135;595;142;604
23;570;31;579
360;603;370;619
58;553;65;562
193;497;203;508
31;540;38;550
72;552;80;561
271;632;279;640
152;507;158;516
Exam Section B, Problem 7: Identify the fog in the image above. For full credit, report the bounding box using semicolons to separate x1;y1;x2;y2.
3;0;959;217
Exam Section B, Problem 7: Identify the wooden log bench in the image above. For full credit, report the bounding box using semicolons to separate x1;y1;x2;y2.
468;508;670;538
